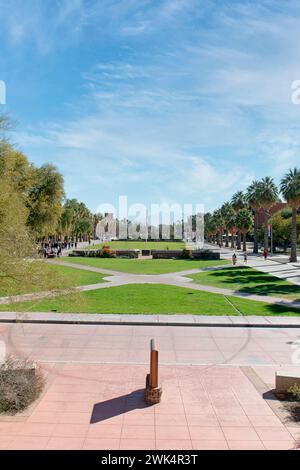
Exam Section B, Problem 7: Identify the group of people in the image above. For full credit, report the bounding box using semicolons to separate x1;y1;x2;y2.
41;241;76;258
232;252;248;265
232;248;269;266
42;243;63;259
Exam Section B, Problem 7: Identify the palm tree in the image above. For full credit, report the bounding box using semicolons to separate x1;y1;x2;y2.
208;213;218;244
213;208;225;246
93;213;103;240
257;177;278;253
221;202;236;248
204;213;216;243
280;168;300;262
231;191;247;250
246;180;261;254
236;209;253;252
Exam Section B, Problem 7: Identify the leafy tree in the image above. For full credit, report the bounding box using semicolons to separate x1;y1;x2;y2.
27;164;65;239
59;199;93;242
271;212;291;249
0;143;34;198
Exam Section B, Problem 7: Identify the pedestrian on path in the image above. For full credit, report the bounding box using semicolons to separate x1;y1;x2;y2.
243;252;248;264
232;253;237;265
263;248;268;261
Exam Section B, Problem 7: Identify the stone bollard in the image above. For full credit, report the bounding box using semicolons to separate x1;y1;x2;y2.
145;339;162;405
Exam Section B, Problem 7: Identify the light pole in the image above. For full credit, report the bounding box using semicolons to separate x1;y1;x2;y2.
270;222;273;255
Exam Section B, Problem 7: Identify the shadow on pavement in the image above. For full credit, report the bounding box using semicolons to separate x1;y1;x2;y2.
90;388;151;423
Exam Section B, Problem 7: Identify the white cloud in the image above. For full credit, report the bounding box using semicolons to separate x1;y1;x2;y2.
4;0;300;210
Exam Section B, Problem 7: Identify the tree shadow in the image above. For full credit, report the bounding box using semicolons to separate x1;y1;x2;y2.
90;388;151;424
202;266;300;301
262;303;300;315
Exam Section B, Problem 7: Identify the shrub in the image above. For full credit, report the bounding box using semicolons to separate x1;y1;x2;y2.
180;248;192;259
0;356;45;414
101;245;116;258
288;384;300;401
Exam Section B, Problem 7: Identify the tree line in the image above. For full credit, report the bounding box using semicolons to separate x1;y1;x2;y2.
204;173;300;262
0;114;102;246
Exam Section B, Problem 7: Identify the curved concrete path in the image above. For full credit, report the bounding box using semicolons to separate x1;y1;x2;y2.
204;242;300;286
1;258;300;311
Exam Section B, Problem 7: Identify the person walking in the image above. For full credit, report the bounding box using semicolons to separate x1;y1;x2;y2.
263;248;268;260
243;252;248;264
232;252;237;265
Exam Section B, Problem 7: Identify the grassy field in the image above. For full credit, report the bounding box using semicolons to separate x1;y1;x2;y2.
1;283;299;316
189;266;300;301
0;263;106;297
60;257;229;274
87;241;185;250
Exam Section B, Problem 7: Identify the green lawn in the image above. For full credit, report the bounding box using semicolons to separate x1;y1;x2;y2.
0;263;106;297
87;241;185;250
1;284;299;316
60;257;229;275
188;266;300;301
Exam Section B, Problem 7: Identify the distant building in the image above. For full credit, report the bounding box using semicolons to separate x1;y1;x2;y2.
257;202;287;226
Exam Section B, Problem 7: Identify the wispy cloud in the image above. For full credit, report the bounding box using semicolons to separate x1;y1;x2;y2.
4;0;300;210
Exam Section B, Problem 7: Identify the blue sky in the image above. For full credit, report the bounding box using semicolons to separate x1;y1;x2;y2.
1;0;300;213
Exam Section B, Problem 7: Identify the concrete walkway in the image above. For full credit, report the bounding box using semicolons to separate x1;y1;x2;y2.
205;243;300;286
0;322;299;449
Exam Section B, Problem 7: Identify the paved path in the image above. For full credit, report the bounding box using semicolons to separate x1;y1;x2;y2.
1;258;300;310
205;243;300;285
0;322;299;449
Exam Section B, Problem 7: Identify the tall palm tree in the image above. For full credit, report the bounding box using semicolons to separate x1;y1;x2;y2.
213;208;225;246
204;213;216;243
209;213;218;244
257;177;278;252
236;209;253;252
246;180;261;254
231;191;247;250
93;213;103;240
221;202;236;248
280;168;300;262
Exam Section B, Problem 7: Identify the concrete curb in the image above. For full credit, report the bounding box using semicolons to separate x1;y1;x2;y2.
1;312;300;328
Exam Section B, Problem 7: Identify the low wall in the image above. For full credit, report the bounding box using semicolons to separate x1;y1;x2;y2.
115;250;139;258
152;250;220;260
192;250;220;260
69;249;219;260
69;249;139;258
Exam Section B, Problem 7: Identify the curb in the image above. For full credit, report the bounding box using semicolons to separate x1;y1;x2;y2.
1;313;300;328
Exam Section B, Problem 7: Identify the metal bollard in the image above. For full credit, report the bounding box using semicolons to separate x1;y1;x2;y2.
145;338;162;405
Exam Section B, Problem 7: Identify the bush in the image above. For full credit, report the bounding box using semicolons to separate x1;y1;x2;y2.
288;384;300;401
180;248;192;259
101;245;116;258
0;356;45;414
